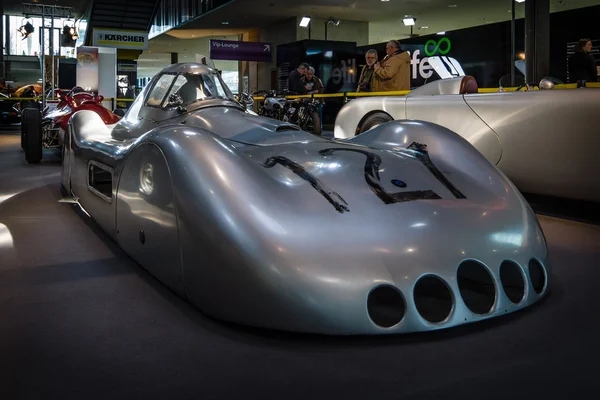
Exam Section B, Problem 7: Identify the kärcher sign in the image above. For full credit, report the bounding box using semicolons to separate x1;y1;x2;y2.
93;29;149;50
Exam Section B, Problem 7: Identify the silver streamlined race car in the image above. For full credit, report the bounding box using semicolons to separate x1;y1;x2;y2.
334;75;600;203
61;63;549;335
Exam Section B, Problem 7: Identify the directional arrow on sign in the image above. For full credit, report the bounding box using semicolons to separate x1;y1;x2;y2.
210;39;272;62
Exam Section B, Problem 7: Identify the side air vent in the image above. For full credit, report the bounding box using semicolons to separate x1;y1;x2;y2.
276;125;301;132
88;160;114;203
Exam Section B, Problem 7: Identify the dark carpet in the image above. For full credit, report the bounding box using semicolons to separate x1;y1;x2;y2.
1;125;599;399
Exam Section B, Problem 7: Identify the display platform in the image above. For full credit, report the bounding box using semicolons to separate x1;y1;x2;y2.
1;125;600;398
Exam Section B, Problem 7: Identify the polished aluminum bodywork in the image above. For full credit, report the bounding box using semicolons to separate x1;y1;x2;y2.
334;77;600;202
61;64;549;335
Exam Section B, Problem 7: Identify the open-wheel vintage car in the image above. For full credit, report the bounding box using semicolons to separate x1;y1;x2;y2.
21;87;122;163
334;75;600;203
60;63;549;335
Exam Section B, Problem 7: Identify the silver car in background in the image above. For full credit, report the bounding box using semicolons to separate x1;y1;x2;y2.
334;76;600;203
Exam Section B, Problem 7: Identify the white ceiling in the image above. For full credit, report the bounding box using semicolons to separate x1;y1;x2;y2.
167;0;600;42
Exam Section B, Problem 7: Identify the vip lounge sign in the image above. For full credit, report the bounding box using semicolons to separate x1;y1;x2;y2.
92;29;148;50
410;37;452;80
210;39;272;62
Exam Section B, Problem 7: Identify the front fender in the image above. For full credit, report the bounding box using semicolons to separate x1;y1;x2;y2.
146;126;334;330
333;96;407;139
346;120;519;202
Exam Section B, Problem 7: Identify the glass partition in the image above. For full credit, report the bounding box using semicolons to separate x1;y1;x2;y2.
4;15;86;57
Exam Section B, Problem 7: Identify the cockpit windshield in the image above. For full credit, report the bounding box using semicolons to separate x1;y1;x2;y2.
147;71;236;109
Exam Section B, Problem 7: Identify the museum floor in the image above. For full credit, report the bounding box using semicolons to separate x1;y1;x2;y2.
1;125;599;399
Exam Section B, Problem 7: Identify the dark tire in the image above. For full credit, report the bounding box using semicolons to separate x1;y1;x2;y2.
310;110;322;135
23;109;43;164
358;112;393;135
20;110;29;150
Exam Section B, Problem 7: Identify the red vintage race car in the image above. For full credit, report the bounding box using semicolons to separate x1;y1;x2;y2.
21;87;122;163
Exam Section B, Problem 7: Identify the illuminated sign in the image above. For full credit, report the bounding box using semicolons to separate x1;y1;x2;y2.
210;40;272;62
331;58;357;85
411;37;453;80
424;38;451;57
92;28;148;50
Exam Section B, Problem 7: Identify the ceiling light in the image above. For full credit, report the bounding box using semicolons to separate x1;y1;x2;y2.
421;26;429;29
381;0;390;2
437;32;446;35
515;0;525;3
327;17;340;26
402;16;416;26
449;4;457;7
299;16;311;27
221;21;229;25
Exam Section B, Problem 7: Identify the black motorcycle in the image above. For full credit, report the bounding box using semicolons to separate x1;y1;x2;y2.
254;89;322;135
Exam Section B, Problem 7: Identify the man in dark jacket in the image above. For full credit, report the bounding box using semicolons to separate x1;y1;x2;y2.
356;49;378;92
286;63;309;94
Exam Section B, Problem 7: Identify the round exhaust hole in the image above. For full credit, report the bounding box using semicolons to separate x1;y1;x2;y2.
500;260;525;303
529;259;546;294
367;285;405;328
457;260;496;315
413;275;453;323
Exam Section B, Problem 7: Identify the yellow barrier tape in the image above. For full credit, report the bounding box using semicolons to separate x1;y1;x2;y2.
3;83;598;103
0;97;121;101
250;84;599;101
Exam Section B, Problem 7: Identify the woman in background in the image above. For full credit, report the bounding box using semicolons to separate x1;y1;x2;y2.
569;39;597;86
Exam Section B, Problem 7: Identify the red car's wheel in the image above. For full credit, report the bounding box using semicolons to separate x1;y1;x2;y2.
23;109;43;164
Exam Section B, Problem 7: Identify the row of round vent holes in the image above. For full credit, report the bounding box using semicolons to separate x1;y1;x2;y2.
367;259;547;328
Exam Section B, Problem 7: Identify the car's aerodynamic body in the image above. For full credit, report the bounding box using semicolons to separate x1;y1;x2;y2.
61;63;549;335
334;76;600;203
44;89;121;144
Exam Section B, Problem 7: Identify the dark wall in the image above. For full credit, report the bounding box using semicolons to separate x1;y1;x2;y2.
550;5;600;82
358;4;600;87
58;58;77;89
277;5;600;90
358;22;525;88
277;40;358;92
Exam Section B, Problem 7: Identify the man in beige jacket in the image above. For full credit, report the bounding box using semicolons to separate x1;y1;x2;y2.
372;40;411;92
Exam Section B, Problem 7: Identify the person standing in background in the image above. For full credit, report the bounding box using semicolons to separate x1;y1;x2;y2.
301;67;324;94
372;40;410;92
356;49;378;92
286;63;309;94
569;39;597;87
